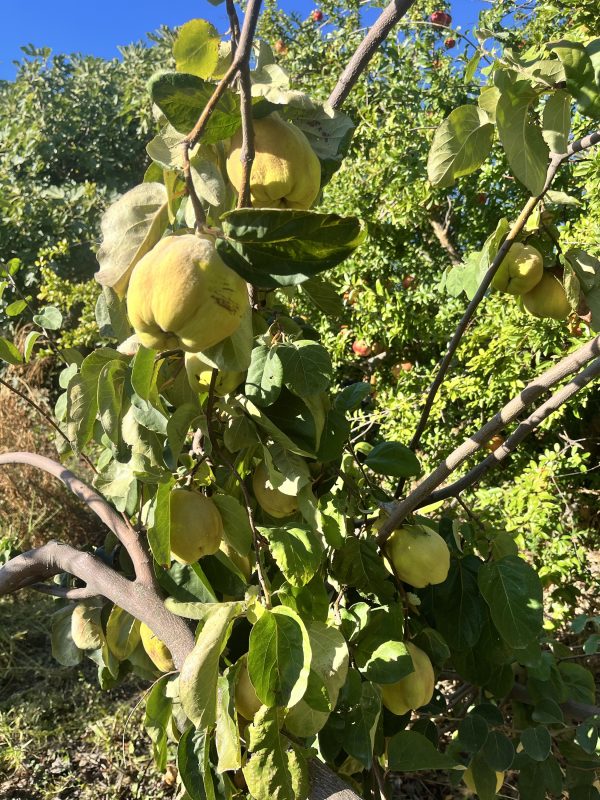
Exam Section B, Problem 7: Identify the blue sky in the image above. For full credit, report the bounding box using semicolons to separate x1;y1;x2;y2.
1;0;486;81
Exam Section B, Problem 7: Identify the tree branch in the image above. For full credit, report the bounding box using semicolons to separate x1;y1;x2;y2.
406;128;600;460
328;0;418;110
424;355;600;505
0;541;195;668
0;451;155;587
429;217;461;265
377;334;600;544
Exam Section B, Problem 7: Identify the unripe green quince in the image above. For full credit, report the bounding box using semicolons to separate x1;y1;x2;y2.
140;622;175;673
491;242;544;295
71;604;103;650
379;642;435;716
463;767;504;794
184;352;244;396
127;234;248;352
226;113;321;210
234;654;262;720
252;461;299;518
386;524;450;588
170;488;223;564
521;271;570;320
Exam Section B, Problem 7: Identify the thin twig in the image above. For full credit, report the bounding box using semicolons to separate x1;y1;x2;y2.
328;0;418;110
377;333;600;544
30;582;100;600
404;129;600;476
226;0;241;52
237;66;255;208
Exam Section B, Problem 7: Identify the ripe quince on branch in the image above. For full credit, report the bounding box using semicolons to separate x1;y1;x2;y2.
234;654;262;721
184;352;245;396
252;461;299;518
226;113;321;209
169;488;223;564
386;523;450;588
127;233;248;352
491;242;544;296
521;271;570;320
140;622;175;673
379;641;435;716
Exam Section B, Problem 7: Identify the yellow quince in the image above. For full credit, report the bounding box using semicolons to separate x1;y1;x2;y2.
226;113;321;209
491;242;544;295
521;271;570;320
234;654;262;721
252;461;299;518
127;234;248;352
140;622;175;673
386;524;450;588
184;352;245;396
379;642;435;716
170;488;223;564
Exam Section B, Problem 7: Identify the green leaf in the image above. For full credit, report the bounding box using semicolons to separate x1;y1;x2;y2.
542;90;571;154
481;731;515;771
243;706;310;800
97;360;127;446
549;40;600;120
300;277;344;317
496;82;549;195
145;676;173;772
364;441;420;478
94;182;169;296
277;341;332;396
105;606;141;660
95;286;131;342
216;671;242;772
177;726;217;800
468;753;502;800
427;105;494;188
341;681;382;768
248;606;311;708
353;605;409;683
149;71;241;141
51;606;83;667
388;731;457;771
261;525;324;587
0;337;22;365
335;382;371;412
212;493;253;556
147;480;174;567
33;305;62;330
66;372;99;451
332;538;393;601
217;209;366;288
246;345;284;406
458;713;489;752
165;402;200;468
521;727;552;762
430;556;486;650
173;19;220;79
179;603;242;729
237;395;316;458
131;345;156;401
6;298;27;316
464;51;481;83
478;555;543;648
198;305;254;372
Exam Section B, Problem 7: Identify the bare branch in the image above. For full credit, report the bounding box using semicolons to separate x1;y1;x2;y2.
309;759;362;800
377;333;600;544
30;582;101;600
425;355;600;504
0;541;195;669
236;66;256;209
406;128;600;459
429;217;461;265
328;0;418;110
0;451;155;587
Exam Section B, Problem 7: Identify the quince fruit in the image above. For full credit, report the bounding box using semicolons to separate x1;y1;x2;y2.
379;642;435;716
463;767;504;794
234;654;262;720
491;242;543;295
184;352;245;396
386;524;450;588
170;488;223;564
226;113;321;209
521;271;570;319
140;622;175;673
252;461;299;518
127;234;248;352
71;604;103;650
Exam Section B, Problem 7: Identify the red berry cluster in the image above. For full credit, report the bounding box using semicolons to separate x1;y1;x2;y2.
312;9;323;22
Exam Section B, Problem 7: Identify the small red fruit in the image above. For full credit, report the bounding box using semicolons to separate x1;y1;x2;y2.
402;275;416;290
391;362;413;379
311;9;323;22
486;435;505;453
430;10;451;27
274;39;288;55
444;37;456;49
352;340;372;358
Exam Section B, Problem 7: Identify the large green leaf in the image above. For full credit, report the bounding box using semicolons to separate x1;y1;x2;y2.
260;524;324;587
173;19;220;79
216;209;366;288
331;538;393;601
549;40;600;120
245;345;284;407
146;479;174;568
277;340;332;396
94;182;169;296
179;603;243;728
149;71;241;140
478;555;543;648
51;606;83;667
0;337;22;365
365;441;420;478
542;90;571;154
388;731;457;771
430;556;486;651
497;81;549;195
427;105;494;187
177;726;218;800
105;606;141;660
215;670;242;772
212;493;253;556
340;681;381;769
243;706;310;800
248;606;311;708
145;676;173;772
